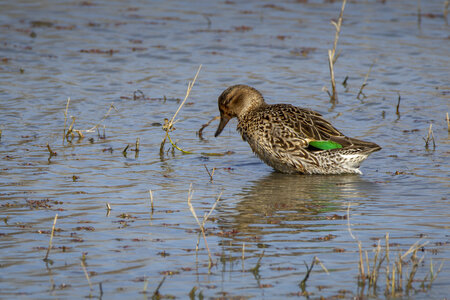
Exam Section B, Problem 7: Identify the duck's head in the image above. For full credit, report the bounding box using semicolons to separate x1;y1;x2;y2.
214;85;266;137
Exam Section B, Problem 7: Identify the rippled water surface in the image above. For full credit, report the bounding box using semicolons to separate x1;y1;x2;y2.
1;0;449;298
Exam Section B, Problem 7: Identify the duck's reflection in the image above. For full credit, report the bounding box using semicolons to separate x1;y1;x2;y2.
216;172;378;244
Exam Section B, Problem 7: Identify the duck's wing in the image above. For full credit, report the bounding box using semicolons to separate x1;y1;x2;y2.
270;104;342;141
271;104;381;151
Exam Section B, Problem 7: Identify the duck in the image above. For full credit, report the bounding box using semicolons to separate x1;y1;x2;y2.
214;84;381;174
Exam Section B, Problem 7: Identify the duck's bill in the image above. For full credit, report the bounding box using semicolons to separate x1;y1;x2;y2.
214;115;231;137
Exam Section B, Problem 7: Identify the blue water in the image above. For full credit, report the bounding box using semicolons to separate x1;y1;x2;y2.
0;0;449;298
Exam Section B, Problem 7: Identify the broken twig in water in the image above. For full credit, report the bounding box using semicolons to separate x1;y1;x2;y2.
198;116;220;140
63;100;117;142
299;256;329;292
47;143;57;161
203;164;216;182
152;276;166;299
44;214;58;261
396;92;401;117
122;144;129;157
299;257;315;292
423;123;436;149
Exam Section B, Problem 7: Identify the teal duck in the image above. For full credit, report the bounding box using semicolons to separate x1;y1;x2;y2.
214;85;381;174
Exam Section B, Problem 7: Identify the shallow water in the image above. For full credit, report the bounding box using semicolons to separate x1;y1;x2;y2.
1;0;449;298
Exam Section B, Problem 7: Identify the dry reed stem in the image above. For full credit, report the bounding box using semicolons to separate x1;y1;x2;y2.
149;190;154;213
391;264;396;296
62;97;116;143
202;191;222;227
423;123;436;149
142;278;149;294
397;253;403;292
64;102;117;142
365;250;370;278
315;257;329;274
161;65;202;153
63;97;70;144
385;233;390;294
81;259;93;291
135;138;140;152
406;250;424;292
74;129;84;138
357;59;376;100
187;184;220;268
44;214;58;261
203;164;216;182
385;233;390;262
370;240;382;287
327;0;347;102
83;103;118;133
400;239;428;260
428;259;444;287
66;116;76;138
327;51;337;102
358;242;365;280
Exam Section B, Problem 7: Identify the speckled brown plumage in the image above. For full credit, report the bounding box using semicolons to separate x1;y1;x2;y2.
215;84;381;174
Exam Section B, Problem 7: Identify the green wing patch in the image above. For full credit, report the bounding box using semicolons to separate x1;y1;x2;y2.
309;140;343;150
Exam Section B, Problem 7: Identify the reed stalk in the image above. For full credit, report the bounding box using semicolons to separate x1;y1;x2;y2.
149;189;154;213
160;65;202;154
81;259;93;291
423;123;436;149
327;0;347;103
396;92;401;117
63;97;70;144
187;184;221;268
44;214;58;261
357;59;376;100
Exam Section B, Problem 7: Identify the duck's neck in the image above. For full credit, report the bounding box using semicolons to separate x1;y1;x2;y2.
237;100;267;119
